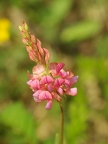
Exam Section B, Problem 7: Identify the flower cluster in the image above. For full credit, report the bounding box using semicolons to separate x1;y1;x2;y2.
19;21;78;110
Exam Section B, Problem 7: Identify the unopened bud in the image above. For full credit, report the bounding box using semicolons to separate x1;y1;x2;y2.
30;34;36;43
22;38;29;45
24;23;28;31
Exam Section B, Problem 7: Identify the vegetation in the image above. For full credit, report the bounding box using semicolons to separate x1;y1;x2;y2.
0;0;108;144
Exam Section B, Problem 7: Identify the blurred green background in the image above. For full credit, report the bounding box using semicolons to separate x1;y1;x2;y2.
0;0;108;144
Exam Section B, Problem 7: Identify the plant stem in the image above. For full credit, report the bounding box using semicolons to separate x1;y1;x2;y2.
59;103;64;144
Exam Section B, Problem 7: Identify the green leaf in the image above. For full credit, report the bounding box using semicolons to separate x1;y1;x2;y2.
0;102;36;144
40;0;73;41
60;20;102;43
42;0;73;28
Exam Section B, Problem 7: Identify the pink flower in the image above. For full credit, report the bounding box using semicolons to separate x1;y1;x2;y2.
19;21;78;110
27;62;78;110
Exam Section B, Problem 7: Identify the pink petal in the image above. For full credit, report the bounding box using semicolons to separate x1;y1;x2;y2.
39;91;52;100
45;100;52;110
66;88;77;96
57;87;63;95
54;78;64;88
34;97;41;102
71;76;79;85
59;70;67;78
56;62;65;74
31;79;40;89
64;79;71;89
33;90;42;98
47;84;53;92
32;64;45;75
40;75;54;84
27;80;32;86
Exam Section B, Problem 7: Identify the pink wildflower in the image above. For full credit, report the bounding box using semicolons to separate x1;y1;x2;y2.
19;21;78;110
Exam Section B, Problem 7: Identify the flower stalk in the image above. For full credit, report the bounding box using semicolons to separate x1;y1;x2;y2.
59;103;64;144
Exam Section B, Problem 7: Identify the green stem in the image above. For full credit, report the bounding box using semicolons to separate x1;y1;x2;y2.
59;103;64;144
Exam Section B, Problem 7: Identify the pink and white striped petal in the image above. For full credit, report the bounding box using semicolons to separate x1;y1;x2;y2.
30;79;40;89
54;78;64;88
39;91;52;100
64;79;71;88
40;75;54;84
59;69;67;78
56;62;65;74
33;90;42;99
47;84;53;92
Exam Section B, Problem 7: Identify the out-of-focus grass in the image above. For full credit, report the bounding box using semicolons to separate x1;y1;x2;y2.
0;0;108;144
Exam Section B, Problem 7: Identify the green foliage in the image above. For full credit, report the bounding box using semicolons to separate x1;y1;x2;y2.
65;77;88;144
42;0;73;26
54;133;59;144
96;35;108;58
0;0;108;143
66;103;88;144
60;20;102;43
0;102;36;144
40;0;73;41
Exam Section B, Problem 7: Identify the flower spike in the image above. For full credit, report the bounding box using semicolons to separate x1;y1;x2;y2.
19;21;50;65
19;21;78;110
